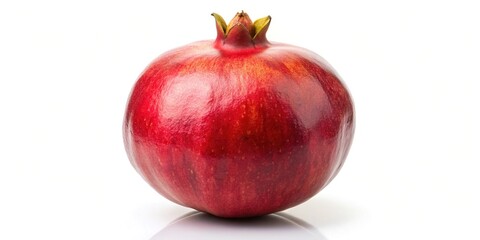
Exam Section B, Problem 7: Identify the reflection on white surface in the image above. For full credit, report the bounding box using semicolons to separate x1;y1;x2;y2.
151;211;327;240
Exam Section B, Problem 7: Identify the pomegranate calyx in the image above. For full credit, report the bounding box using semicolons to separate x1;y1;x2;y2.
212;11;271;49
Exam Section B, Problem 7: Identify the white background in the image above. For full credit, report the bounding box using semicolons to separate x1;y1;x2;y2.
1;0;479;239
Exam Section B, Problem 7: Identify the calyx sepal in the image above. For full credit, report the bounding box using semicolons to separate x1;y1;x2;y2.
212;11;271;49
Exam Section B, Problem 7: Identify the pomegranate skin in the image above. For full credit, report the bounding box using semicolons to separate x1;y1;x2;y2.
123;13;354;218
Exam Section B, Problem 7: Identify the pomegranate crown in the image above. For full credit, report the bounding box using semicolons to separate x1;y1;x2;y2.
212;11;271;49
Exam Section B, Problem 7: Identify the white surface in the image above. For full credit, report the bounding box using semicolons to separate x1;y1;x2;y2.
1;1;479;239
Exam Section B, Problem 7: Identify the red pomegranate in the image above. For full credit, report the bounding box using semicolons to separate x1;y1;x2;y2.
123;11;355;218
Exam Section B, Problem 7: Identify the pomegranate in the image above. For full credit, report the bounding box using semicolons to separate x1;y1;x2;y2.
123;11;355;218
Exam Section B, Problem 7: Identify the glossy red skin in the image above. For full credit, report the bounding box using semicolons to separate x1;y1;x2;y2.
123;40;354;218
